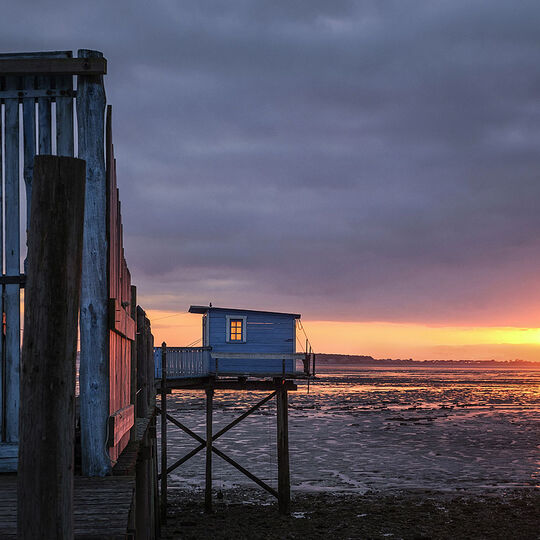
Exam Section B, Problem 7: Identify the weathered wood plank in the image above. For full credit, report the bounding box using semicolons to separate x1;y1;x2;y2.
0;76;4;441
276;387;291;515
18;155;86;540
130;287;138;441
109;298;136;340
0;443;18;472
108;404;135;448
22;83;35;275
4;76;20;443
0;57;107;75
77;49;110;476
37;76;52;154
56;74;74;156
0;475;135;539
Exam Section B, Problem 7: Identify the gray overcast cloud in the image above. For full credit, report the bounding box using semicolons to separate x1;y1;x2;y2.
3;1;540;325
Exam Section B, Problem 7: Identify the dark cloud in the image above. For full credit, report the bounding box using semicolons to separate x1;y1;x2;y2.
3;1;540;325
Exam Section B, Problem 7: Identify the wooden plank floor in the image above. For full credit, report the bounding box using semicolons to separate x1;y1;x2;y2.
0;475;135;539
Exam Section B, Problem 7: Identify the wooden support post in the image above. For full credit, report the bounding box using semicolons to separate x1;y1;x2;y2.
160;342;167;523
77;48;110;476
276;384;291;515
17;155;86;539
205;386;214;512
130;286;137;441
136;307;148;418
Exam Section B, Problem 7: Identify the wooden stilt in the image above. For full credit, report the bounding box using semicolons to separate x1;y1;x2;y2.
205;386;214;512
160;342;167;524
276;384;291;515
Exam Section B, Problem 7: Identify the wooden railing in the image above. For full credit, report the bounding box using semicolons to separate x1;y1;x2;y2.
154;347;211;379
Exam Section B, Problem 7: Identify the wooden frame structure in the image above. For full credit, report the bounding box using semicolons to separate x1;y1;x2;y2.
158;343;295;516
0;49;137;475
0;49;162;538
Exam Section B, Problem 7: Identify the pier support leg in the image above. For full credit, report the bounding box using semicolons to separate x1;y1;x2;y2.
205;387;214;512
160;343;167;524
276;384;291;515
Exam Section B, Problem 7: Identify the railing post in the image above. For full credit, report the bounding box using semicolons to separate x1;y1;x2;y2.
18;156;86;539
160;342;167;523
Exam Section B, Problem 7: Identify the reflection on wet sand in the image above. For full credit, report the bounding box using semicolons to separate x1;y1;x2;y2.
162;366;540;493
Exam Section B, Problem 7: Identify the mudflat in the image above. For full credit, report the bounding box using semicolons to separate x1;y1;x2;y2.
162;488;540;539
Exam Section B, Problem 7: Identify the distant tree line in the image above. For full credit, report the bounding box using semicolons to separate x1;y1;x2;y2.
316;353;540;367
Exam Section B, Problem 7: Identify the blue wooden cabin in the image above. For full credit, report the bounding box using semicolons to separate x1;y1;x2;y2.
155;306;314;380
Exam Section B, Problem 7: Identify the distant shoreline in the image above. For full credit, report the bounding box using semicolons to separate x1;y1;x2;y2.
316;353;540;368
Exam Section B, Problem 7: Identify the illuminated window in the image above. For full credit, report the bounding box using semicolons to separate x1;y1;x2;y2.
230;319;243;341
226;315;246;342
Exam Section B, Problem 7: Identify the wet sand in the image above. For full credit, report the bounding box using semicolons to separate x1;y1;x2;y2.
162;487;540;539
160;368;540;538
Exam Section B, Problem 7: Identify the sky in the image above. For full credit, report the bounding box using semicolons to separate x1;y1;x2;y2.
3;1;540;360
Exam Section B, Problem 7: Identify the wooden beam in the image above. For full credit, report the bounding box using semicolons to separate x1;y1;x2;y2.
0;444;18;472
211;352;304;360
276;386;291;515
163;379;298;392
108;297;136;340
18;155;86;539
205;388;214;513
107;404;135;447
211;446;278;499
0;57;107;75
212;391;276;440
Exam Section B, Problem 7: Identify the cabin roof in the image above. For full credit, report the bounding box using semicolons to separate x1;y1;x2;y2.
188;305;301;319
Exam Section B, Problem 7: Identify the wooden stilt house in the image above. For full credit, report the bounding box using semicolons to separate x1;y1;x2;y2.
155;305;314;379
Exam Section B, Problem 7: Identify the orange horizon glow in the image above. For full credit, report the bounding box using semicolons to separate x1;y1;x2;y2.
144;309;540;362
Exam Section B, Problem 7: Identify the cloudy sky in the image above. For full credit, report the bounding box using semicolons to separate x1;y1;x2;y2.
4;1;540;358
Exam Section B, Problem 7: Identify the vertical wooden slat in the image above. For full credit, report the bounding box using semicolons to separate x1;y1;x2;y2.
56;75;74;157
77;49;110;476
0;95;4;440
4;76;20;443
22;79;36;275
37;76;52;155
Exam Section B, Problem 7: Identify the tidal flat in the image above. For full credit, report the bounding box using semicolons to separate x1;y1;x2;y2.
161;367;540;538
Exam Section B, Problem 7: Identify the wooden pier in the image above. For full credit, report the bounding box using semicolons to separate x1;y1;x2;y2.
0;476;135;539
0;49;315;538
0;51;160;538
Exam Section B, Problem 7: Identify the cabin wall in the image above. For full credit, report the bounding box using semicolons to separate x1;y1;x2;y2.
208;311;297;375
208;311;295;353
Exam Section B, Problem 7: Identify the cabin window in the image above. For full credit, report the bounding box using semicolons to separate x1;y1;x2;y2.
226;315;247;342
230;319;243;340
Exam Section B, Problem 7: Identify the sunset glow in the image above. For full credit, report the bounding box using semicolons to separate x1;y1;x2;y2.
146;310;540;362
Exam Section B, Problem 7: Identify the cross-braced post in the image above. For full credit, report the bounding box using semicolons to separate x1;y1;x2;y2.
205;386;214;512
160;342;167;523
276;383;291;515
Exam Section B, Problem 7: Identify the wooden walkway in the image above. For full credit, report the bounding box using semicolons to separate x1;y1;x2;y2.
0;475;135;539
